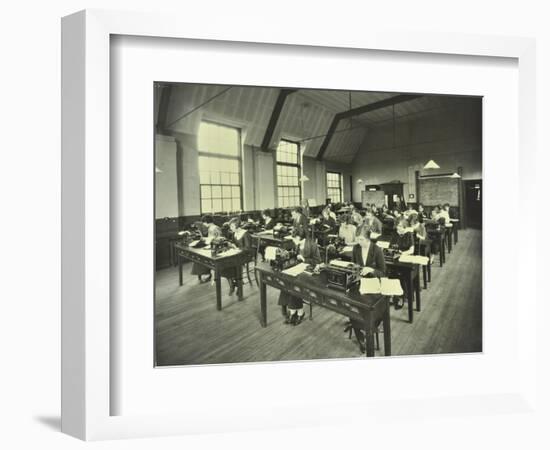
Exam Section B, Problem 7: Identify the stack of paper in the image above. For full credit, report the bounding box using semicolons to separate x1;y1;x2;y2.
380;278;403;296
376;241;390;249
398;254;429;265
265;246;278;261
359;278;381;294
218;248;241;257
398;254;415;263
282;262;309;277
342;245;354;252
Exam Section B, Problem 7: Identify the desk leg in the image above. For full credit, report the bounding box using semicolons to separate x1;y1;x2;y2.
447;230;452;253
365;325;375;357
178;253;183;286
237;265;244;301
427;258;432;282
440;238;445;265
422;265;427;289
453;227;458;245
415;272;421;312
407;277;414;323
260;275;267;327
383;299;391;356
215;270;222;311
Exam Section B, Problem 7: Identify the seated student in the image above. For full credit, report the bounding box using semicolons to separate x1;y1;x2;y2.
409;213;433;263
347;225;387;352
278;231;321;325
380;204;393;220
338;214;357;245
364;209;383;235
319;206;338;231
300;198;311;218
440;203;452;225
370;203;379;216
291;206;308;239
190;215;222;283
417;203;428;219
388;217;415;309
404;203;417;218
220;218;252;295
431;205;442;220
261;209;275;230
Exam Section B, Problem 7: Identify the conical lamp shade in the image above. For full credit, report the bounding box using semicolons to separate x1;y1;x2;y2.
155;166;163;173
423;160;440;169
450;172;461;178
357;178;363;184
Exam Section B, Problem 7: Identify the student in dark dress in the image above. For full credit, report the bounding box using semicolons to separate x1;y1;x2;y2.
346;225;387;352
388;216;414;309
319;206;338;232
190;215;221;283
364;209;383;235
291;207;308;239
261;209;275;230
417;203;428;219
277;231;321;325
220;217;252;295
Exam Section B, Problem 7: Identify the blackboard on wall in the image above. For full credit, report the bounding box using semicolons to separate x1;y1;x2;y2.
418;177;459;206
362;190;385;208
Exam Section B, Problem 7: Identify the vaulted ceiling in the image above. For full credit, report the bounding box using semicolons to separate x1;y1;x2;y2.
156;83;476;164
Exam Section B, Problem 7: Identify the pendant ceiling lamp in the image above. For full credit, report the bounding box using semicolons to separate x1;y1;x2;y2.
450;172;461;178
423;159;440;169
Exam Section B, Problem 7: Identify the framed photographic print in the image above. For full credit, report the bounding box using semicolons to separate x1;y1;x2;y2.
62;9;537;441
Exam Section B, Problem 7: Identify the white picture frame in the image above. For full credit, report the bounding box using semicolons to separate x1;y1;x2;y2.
61;9;538;441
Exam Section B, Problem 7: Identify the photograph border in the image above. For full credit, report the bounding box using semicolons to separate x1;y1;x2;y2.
61;9;537;440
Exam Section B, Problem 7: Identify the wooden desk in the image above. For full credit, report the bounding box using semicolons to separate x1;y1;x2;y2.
339;248;421;323
426;227;446;266
175;244;251;311
255;264;391;357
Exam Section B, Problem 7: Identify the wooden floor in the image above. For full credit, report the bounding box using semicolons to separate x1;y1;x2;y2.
155;229;482;366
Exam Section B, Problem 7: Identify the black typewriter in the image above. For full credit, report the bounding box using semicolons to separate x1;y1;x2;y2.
270;248;299;272
210;237;231;257
178;228;204;247
383;247;401;262
273;225;291;240
322;260;361;292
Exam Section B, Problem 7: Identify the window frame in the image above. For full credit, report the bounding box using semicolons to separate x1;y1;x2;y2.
276;138;302;208
326;170;343;204
198;120;244;214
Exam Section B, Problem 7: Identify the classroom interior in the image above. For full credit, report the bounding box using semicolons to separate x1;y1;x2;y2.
154;83;482;366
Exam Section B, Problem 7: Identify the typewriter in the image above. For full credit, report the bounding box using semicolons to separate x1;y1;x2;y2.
273;225;292;240
269;248;299;272
382;247;401;262
322;260;361;292
177;228;204;247
210;237;232;257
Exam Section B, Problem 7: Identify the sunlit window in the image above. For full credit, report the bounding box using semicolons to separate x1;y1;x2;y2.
276;140;301;208
326;171;342;203
198;121;242;213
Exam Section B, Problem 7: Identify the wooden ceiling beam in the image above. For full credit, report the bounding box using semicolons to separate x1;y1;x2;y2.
260;88;297;152
316;94;423;161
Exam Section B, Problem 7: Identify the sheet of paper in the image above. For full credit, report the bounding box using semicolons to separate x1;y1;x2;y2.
342;246;354;252
398;254;415;263
218;248;241;257
359;277;381;294
189;240;201;247
370;232;381;240
282;262;309;277
265;246;278;261
361;266;375;276
284;235;294;240
376;241;390;249
329;259;353;269
410;255;429;265
327;234;338;238
380;278;403;296
257;230;274;235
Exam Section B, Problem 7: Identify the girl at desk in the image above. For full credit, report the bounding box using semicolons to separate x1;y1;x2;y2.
346;226;386;353
190;215;222;283
409;213;434;264
338;214;357;245
387;217;415;310
319;206;338;231
278;230;321;325
220;217;252;295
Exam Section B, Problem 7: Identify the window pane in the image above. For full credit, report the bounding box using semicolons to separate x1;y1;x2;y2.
201;185;212;199
198;122;240;156
221;172;230;184
211;171;220;184
223;198;232;211
222;186;231;198
201;199;211;213
230;173;239;185
212;186;221;198
232;186;240;198
233;198;241;211
212;199;222;212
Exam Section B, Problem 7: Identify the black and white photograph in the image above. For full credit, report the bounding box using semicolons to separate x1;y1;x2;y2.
154;83;482;365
